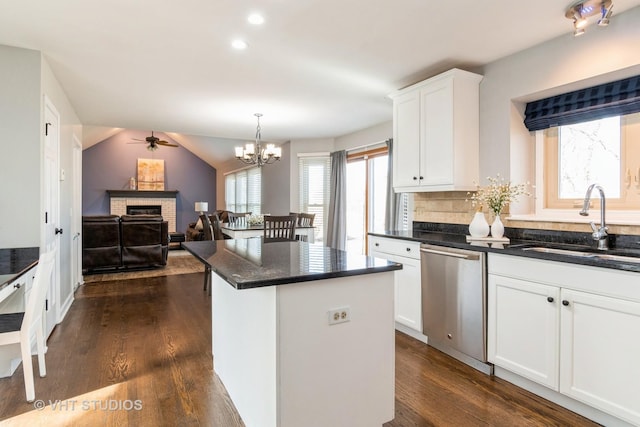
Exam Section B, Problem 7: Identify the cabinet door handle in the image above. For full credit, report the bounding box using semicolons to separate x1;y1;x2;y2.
375;243;379;247
562;300;570;306
406;247;411;252
412;176;418;180
547;296;554;303
419;176;424;180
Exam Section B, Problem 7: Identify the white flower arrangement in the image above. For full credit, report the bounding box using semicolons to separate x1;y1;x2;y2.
468;174;530;216
246;214;264;226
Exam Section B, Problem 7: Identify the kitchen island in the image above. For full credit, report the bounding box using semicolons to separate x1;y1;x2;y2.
183;238;401;427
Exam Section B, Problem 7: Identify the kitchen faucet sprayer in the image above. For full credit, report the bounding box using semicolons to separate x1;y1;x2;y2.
580;183;609;250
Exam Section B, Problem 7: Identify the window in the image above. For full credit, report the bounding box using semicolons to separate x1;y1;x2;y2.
299;155;330;244
543;112;640;210
225;167;262;214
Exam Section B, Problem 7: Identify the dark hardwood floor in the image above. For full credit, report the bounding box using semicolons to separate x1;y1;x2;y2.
0;272;598;426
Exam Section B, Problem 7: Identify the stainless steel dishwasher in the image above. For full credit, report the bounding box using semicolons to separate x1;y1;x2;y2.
420;243;492;374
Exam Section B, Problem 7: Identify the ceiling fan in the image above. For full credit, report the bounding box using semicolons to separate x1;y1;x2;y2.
129;131;179;151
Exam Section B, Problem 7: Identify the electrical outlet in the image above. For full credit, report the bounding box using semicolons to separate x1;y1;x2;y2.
328;307;351;325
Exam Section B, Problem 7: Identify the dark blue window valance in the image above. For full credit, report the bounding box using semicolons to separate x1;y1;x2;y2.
524;75;640;132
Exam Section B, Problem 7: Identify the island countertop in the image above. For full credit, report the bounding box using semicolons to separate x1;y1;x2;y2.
182;238;402;290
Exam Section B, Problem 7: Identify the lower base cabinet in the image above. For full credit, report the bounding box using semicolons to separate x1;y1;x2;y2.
488;254;640;426
369;236;422;332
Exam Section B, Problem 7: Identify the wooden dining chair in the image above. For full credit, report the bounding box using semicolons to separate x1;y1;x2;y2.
228;212;251;226
263;215;297;242
0;250;55;402
199;214;214;294
200;214;214;241
290;212;315;241
209;213;229;241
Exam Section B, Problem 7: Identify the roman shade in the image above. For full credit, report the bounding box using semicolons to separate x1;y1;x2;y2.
524;75;640;132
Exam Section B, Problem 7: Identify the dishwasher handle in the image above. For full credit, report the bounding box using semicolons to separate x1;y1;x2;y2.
420;246;480;260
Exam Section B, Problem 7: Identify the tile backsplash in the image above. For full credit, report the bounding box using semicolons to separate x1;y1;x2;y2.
412;192;640;236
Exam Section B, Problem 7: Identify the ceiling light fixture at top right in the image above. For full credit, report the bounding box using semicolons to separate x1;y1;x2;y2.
565;0;613;36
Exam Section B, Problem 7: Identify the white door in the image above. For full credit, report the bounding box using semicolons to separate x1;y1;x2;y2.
43;97;60;338
72;135;83;290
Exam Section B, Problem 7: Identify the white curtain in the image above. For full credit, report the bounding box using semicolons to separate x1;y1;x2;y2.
326;150;346;250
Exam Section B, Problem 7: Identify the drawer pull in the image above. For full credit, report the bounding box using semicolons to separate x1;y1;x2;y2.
13;283;21;289
406;247;411;252
547;296;554;303
562;300;570;306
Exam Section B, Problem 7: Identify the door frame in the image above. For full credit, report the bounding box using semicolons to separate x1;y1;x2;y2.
72;134;83;289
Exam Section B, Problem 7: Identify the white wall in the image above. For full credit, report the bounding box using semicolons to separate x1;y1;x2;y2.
479;6;640;213
334;120;392;152
0;45;41;247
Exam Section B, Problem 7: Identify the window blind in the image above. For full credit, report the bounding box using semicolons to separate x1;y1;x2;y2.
299;156;330;243
225;167;261;214
524;75;640;132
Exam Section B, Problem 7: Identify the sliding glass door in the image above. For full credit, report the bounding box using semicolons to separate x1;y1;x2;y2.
346;147;388;254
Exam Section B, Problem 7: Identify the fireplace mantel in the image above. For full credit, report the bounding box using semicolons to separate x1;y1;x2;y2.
107;190;178;198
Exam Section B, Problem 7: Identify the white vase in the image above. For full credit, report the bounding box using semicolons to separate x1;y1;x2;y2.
469;212;490;238
491;214;504;239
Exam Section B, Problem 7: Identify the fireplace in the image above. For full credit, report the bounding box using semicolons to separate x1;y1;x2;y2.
108;190;178;232
127;205;162;215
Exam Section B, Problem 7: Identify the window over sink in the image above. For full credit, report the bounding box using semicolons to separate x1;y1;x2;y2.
542;112;640;210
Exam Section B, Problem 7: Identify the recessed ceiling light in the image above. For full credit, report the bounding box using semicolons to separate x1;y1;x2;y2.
231;39;248;50
248;13;265;25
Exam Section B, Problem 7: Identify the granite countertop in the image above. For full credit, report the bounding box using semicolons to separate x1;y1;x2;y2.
182;238;402;290
369;223;640;273
0;247;40;291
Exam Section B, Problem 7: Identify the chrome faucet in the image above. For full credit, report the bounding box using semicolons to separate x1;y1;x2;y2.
579;183;609;250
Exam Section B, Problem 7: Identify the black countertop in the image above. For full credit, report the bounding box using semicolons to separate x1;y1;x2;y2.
0;247;40;292
182;238;402;290
370;223;640;273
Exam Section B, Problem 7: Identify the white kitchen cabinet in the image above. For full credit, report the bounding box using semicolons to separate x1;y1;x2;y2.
390;68;482;192
369;236;422;331
488;253;640;426
560;289;640;425
488;274;560;389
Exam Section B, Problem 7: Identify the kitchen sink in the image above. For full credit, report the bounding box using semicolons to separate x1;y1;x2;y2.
522;247;597;258
522;246;640;264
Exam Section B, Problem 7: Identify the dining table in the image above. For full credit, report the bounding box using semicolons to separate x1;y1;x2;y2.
221;223;315;243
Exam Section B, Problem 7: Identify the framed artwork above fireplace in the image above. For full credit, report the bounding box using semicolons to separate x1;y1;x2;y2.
137;158;165;191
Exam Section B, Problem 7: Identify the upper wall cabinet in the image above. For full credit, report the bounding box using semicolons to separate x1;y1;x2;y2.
390;69;482;192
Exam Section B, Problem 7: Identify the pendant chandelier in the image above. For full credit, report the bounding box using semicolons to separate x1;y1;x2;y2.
235;113;281;166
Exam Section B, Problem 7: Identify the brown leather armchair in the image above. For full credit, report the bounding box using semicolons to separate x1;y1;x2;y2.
120;215;169;268
82;215;122;270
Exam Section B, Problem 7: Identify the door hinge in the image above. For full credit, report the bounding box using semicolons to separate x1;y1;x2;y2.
45;122;51;136
45;299;48;311
45;211;48;224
